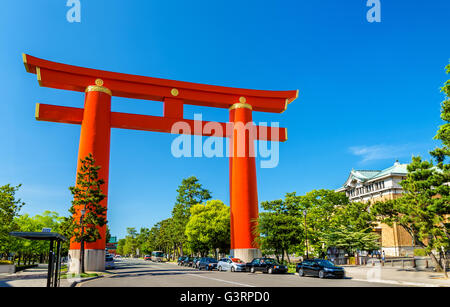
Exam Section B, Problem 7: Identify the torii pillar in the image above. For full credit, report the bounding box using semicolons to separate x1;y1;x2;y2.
68;80;112;272
229;100;261;262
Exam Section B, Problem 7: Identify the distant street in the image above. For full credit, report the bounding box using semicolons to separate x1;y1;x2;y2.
78;258;405;287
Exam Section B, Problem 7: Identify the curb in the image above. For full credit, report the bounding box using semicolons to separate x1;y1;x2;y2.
349;278;443;287
69;275;105;287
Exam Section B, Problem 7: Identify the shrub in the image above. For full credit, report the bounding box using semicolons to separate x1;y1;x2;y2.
414;249;427;257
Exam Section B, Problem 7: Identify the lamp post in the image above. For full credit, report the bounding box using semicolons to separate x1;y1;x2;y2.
80;208;86;274
303;209;308;259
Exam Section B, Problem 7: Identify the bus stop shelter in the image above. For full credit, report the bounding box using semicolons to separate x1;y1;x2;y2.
9;232;67;287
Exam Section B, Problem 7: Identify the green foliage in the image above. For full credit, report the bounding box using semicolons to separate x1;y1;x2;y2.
185;200;230;256
372;157;449;254
372;65;450;272
150;219;176;256
15;211;68;259
431;63;450;161
66;153;108;245
322;226;380;254
255;192;303;260
0;184;24;256
256;189;377;260
414;249;427;257
171;176;211;255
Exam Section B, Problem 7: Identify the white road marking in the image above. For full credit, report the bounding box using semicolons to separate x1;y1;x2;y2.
187;273;255;287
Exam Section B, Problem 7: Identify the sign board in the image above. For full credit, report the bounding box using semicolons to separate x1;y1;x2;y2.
42;228;52;233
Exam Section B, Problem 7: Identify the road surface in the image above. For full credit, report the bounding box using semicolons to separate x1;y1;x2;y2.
78;258;406;287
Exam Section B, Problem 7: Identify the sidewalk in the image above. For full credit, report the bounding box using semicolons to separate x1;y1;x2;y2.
0;264;101;287
342;264;450;287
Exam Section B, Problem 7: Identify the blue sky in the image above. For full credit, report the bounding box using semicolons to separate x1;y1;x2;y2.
0;1;449;239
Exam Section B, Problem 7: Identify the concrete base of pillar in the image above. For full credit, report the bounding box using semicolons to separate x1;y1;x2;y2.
231;248;262;263
68;249;105;273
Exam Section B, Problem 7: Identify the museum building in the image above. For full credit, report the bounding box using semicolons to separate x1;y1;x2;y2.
336;161;418;256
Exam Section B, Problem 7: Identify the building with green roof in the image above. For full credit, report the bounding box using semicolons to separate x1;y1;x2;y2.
336;161;418;257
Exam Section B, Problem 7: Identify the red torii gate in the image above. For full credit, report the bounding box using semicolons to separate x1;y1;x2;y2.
23;53;297;270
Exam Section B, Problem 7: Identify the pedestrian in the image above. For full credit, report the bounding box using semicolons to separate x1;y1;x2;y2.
381;251;385;263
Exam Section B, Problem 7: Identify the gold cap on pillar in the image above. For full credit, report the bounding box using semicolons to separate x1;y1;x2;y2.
85;79;112;96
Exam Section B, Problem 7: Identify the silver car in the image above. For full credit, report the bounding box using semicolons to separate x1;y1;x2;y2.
217;258;246;272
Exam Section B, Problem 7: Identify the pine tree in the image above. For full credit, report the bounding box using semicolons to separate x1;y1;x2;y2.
373;64;450;275
171;176;211;256
66;153;107;273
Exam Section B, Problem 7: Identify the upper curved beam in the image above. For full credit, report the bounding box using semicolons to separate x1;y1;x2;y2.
23;54;298;113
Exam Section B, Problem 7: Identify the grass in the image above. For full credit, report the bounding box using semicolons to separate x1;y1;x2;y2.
287;264;296;274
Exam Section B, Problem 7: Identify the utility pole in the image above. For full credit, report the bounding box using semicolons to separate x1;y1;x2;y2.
80;209;86;274
303;210;308;259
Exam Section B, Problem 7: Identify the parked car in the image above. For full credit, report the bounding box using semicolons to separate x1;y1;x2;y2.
189;257;200;268
177;256;185;266
198;257;218;270
179;256;190;266
246;258;288;274
105;255;115;269
194;257;201;268
183;257;194;267
217;258;247;272
296;259;345;279
144;255;151;261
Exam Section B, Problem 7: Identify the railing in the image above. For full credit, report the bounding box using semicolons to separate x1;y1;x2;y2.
332;256;449;270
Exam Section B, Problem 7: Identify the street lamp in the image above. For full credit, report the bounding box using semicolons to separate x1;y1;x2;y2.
303;209;308;259
80;208;86;274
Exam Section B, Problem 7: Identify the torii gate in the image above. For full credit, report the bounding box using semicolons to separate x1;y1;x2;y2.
23;54;297;270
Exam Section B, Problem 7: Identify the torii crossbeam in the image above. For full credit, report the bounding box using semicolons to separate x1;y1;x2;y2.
23;53;298;270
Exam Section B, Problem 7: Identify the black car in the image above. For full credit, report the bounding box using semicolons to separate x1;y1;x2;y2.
183;257;195;267
189;257;200;268
198;257;218;270
296;259;345;279
246;258;288;274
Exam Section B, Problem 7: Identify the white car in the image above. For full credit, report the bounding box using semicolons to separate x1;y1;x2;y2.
217;258;247;272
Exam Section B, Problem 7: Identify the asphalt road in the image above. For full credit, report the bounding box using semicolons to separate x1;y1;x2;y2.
78;258;406;287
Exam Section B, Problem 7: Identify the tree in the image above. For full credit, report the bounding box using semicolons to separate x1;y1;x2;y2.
254;192;303;262
256;189;377;261
185;200;230;258
13;211;66;265
136;227;151;256
372;65;450;273
0;184;24;259
155;219;176;259
430;63;450;277
430;63;450;255
323;226;380;255
116;238;126;256
171;176;211;255
66;153;107;273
